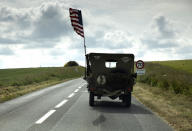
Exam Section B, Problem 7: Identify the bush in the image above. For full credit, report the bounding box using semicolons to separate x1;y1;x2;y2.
158;80;169;90
146;77;151;85
150;78;158;87
188;85;192;96
11;81;22;86
171;81;183;94
64;61;79;67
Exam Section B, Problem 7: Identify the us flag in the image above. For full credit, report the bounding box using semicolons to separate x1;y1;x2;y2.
69;8;84;37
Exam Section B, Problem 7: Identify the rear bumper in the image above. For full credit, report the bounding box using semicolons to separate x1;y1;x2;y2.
88;86;132;96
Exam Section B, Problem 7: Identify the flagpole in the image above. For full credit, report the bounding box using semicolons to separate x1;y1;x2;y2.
83;37;86;55
83;35;87;79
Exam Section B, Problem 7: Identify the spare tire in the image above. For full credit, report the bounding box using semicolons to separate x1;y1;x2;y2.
96;75;106;85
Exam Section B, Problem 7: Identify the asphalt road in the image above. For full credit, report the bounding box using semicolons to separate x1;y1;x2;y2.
0;78;173;131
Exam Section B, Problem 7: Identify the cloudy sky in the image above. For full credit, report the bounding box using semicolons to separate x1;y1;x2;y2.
0;0;191;69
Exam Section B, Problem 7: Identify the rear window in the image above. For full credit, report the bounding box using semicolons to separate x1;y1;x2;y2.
105;62;117;68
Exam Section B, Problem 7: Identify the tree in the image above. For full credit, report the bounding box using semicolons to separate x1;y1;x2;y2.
64;61;79;67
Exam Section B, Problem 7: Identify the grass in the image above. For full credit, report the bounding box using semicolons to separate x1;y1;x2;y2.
136;62;192;95
134;60;192;130
153;60;192;74
0;66;84;102
0;66;84;87
0;79;73;103
133;83;192;131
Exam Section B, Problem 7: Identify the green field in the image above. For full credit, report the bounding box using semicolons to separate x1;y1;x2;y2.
137;60;192;96
0;66;84;102
0;66;84;87
153;59;192;74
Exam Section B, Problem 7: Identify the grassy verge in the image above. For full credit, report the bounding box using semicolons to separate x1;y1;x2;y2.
137;62;192;95
0;66;84;103
0;78;76;103
133;83;192;131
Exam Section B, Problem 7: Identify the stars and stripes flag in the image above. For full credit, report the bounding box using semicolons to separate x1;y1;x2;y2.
69;8;84;37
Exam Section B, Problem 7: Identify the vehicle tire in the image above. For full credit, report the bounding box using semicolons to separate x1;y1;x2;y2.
122;93;131;107
89;92;94;106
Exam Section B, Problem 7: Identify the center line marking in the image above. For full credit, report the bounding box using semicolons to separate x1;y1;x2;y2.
35;110;56;124
68;93;75;98
74;89;79;93
55;99;68;108
78;86;82;89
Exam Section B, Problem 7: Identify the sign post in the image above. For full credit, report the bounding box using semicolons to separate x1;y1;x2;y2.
136;60;145;75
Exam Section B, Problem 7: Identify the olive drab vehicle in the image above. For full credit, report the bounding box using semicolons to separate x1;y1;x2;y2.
85;53;137;107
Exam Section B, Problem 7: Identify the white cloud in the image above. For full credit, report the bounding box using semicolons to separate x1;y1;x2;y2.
141;15;179;49
0;2;71;48
69;30;135;50
31;2;70;39
0;0;192;68
139;14;192;60
152;15;176;38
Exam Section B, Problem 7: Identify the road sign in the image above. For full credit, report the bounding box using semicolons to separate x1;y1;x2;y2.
136;69;145;75
136;60;145;75
136;60;144;69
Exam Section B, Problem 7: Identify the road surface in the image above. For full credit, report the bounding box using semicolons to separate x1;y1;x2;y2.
0;78;173;131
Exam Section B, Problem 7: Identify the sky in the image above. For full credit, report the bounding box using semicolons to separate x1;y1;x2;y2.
0;0;191;69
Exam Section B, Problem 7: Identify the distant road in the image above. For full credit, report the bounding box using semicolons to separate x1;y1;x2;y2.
0;78;172;131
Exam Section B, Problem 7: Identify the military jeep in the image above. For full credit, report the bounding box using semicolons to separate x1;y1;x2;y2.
85;53;137;107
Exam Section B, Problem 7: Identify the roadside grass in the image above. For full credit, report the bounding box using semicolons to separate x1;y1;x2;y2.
0;66;84;102
133;83;192;131
136;62;192;96
0;66;84;87
0;78;74;103
135;60;192;130
153;60;192;74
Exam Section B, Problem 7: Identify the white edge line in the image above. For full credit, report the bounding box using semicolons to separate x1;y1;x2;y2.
68;93;75;98
55;99;68;108
74;89;79;93
35;110;56;124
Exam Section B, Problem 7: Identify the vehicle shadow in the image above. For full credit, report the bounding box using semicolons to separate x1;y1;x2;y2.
92;100;152;114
